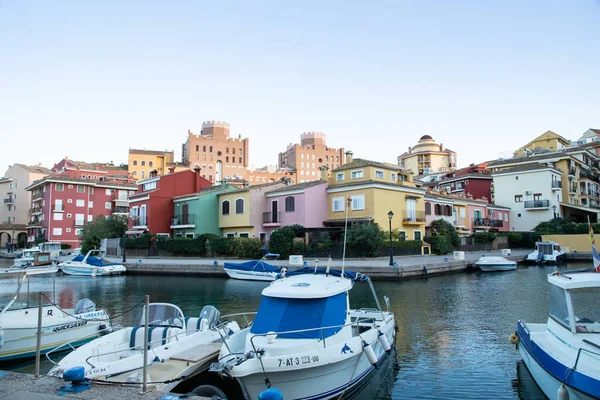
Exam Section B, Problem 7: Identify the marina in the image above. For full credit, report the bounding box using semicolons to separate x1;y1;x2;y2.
0;256;584;399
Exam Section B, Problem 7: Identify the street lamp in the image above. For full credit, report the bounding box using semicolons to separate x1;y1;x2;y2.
388;210;394;266
552;205;558;233
122;234;127;263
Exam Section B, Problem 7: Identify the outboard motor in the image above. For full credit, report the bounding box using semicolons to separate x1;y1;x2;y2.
74;298;96;314
537;252;544;263
199;305;220;331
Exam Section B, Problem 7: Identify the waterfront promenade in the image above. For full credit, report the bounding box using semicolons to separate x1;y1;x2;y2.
105;249;533;280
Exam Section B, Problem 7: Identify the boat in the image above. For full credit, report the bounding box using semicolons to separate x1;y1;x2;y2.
0;269;111;361
526;241;566;264
210;266;396;400
48;303;242;392
223;253;282;281
59;249;126;276
39;241;62;261
1;248;56;275
475;256;517;272
512;266;600;399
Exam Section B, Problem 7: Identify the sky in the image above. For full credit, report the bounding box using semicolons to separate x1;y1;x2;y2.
1;0;600;172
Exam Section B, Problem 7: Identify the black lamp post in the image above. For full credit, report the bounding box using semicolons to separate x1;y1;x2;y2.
552;205;558;233
122;235;127;263
388;210;394;266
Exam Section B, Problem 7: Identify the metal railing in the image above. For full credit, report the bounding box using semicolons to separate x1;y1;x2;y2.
263;212;282;224
30;207;42;214
131;216;148;226
472;217;490;227
403;211;426;223
524;200;550;209
113;206;128;214
170;214;195;226
3;197;13;204
489;219;504;228
551;181;562;189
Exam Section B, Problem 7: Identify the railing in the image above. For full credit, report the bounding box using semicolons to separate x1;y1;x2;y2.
403;211;426;223
579;169;599;183
131;216;147;226
3;197;14;204
263;212;282;224
568;168;577;176
490;219;504;228
551;181;562;189
472;217;490;227
524;200;550;209
170;214;196;226
30;206;42;214
113;206;128;214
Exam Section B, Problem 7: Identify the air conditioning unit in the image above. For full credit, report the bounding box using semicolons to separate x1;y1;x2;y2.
525;191;532;195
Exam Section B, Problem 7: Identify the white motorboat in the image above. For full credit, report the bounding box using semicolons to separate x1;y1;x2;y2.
526;241;566;264
223;253;282;281
1;249;56;275
48;303;241;392
59;249;126;276
475;256;517;272
211;267;396;400
0;269;110;361
513;268;600;400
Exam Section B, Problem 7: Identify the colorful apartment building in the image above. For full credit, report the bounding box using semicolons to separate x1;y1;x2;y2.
278;132;345;183
51;157;131;183
128;169;212;237
128;149;175;181
398;135;457;176
423;163;493;201
325;155;427;242
218;182;285;240
513;130;570;157
171;184;240;238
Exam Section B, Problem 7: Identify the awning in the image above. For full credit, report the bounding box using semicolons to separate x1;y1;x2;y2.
125;230;145;235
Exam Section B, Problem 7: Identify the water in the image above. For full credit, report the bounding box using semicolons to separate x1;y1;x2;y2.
0;258;582;399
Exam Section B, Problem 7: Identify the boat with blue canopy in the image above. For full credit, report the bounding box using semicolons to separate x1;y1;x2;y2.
59;250;126;276
211;264;396;399
223;253;281;281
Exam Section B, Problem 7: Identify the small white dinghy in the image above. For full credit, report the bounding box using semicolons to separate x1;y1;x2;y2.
0;269;110;361
475;256;517;272
48;303;241;392
59;249;126;277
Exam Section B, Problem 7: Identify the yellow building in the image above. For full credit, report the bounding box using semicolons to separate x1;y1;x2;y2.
398;135;457;176
128;149;175;181
326;155;427;241
513;130;571;157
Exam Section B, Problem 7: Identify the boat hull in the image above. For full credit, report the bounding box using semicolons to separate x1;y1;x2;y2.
477;263;517;272
61;265;126;276
224;268;278;281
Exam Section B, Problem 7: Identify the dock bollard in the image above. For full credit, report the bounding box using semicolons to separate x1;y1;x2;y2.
259;388;283;400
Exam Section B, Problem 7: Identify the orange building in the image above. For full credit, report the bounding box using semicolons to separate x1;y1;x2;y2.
182;121;250;184
278;132;345;183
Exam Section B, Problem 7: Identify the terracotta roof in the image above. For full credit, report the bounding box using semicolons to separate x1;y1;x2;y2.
172;184;240;199
26;175;137;191
332;158;402;173
14;163;51;174
57;159;128;173
129;149;174;156
327;179;425;192
218;181;283;195
590;129;600;135
265;180;327;195
491;163;562;174
488;145;596;167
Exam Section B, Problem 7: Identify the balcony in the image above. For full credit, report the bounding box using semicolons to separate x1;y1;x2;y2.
489;219;504;228
551;181;562;190
27;218;42;228
170;214;196;228
112;206;129;215
4;196;14;205
263;212;282;227
524;200;550;209
472;217;491;228
453;217;467;227
403;211;426;224
568;168;577;177
131;215;148;228
30;206;42;215
112;193;129;206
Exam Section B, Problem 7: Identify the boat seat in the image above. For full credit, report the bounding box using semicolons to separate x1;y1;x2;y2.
128;326;185;349
185;317;206;333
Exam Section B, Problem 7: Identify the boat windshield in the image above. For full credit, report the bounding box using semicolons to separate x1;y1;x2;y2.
250;293;347;339
570;287;600;333
140;304;184;328
44;243;61;252
549;285;570;328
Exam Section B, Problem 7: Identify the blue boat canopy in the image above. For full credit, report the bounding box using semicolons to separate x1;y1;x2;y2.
72;255;120;267
278;267;370;282
250;292;347;339
224;260;280;273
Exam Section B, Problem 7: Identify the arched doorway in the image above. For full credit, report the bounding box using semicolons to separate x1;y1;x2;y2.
0;232;11;249
17;232;27;249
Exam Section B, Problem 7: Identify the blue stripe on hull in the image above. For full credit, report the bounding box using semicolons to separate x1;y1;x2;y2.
516;321;600;399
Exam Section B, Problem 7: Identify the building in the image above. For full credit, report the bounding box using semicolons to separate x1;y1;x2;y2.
433;164;493;201
128;169;212;237
278;132;345;183
182;121;250;184
25;175;137;247
398;135;457;175
325;154;427;242
218;182;285;240
128;149;175;181
51;157;131;183
171;184;240;238
513;130;571;157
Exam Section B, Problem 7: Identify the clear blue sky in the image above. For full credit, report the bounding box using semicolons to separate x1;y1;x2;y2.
1;0;599;172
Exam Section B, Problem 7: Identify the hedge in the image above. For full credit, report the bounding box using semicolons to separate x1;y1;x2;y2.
424;235;453;255
121;235;152;249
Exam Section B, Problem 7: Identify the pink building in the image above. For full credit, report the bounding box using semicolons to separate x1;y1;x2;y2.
487;205;511;232
263;181;328;231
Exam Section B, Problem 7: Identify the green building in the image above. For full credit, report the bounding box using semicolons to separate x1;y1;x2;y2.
171;184;240;238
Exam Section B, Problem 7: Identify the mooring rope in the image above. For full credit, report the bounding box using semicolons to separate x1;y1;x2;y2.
40;292;146;322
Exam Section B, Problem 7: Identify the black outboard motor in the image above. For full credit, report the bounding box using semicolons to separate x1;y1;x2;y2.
74;298;96;314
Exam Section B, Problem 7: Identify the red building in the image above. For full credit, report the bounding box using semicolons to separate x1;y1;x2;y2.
425;163;493;202
127;168;211;236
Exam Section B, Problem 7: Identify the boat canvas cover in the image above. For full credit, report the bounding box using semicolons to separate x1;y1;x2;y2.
71;255;120;267
281;267;370;282
250;292;346;339
224;260;279;273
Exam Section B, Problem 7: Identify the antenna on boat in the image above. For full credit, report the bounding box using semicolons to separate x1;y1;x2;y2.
314;259;318;274
342;196;351;275
326;257;331;276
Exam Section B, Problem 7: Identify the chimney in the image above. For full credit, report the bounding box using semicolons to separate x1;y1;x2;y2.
440;143;444;151
194;166;202;192
345;151;354;164
408;147;412;154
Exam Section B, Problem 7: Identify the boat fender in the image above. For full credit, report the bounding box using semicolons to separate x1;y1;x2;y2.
422;266;428;275
508;333;519;345
99;323;107;331
258;387;283;400
0;329;4;349
557;383;569;400
191;385;228;399
63;366;86;383
362;341;378;365
378;330;392;352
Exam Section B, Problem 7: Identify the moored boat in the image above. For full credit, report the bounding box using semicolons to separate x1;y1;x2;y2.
1;248;56;275
59;249;126;276
526;241;566;264
475;256;517;272
223;253;281;281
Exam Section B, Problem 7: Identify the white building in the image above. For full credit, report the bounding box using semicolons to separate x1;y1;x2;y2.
492;164;563;231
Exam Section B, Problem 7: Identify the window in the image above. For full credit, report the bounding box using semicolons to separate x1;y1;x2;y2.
133;170;137;175
54;199;63;211
75;228;83;236
222;200;230;215
456;182;463;190
239;157;242;163
351;195;365;210
226;156;229;163
434;204;441;215
235;198;244;214
149;161;153;167
196;145;199;151
351;170;363;179
239;233;249;238
76;199;85;207
549;285;570;328
68;184;74;189
209;174;213;181
55;183;64;191
335;172;344;181
398;231;407;241
133;160;138;166
141;171;145;178
375;170;384;179
301;154;304;159
52;228;62;236
515;176;519;180
75;213;85;225
89;187;94;194
285;196;295;212
87;215;93;222
514;195;523;203
504;213;508;222
53;213;63;221
332;196;345;212
203;145;206;152
105;202;111;209
570;288;600;333
106;189;111;196
391;173;397;181
425;202;431;215
518;213;522;217
226;233;235;238
141;161;146;166
414;231;422;241
210;146;213;152
226;147;229;153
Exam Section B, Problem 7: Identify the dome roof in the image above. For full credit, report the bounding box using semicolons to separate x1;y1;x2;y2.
420;135;433;141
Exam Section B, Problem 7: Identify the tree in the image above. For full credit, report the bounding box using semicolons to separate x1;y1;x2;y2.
345;223;385;257
80;215;128;254
269;224;304;258
430;219;461;247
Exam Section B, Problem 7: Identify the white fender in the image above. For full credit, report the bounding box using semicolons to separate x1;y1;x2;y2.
378;331;391;352
363;342;377;365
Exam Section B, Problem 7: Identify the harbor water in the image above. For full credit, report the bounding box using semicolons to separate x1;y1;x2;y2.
0;258;578;399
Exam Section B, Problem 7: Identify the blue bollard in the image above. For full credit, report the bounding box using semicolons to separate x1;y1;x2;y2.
63;366;85;383
259;387;284;400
